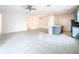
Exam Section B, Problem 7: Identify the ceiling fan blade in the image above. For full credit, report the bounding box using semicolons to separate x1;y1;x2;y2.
32;8;36;10
29;8;32;11
22;6;28;10
46;5;51;7
21;5;36;12
26;8;29;9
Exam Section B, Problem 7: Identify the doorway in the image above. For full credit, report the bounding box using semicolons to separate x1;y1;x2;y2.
27;15;48;32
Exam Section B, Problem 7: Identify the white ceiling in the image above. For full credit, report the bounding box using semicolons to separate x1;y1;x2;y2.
0;5;78;15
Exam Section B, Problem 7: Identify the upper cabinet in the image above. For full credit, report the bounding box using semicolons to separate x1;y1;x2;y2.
76;8;79;22
0;14;2;34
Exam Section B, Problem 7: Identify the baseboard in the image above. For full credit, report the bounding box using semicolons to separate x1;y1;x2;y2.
2;30;27;34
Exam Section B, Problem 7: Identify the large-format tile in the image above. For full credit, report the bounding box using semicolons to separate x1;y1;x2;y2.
0;31;79;54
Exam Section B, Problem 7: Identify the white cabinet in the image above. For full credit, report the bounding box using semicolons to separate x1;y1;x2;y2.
0;14;2;34
72;27;79;37
77;9;79;22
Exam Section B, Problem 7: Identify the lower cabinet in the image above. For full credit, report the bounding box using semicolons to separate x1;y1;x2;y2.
48;25;63;35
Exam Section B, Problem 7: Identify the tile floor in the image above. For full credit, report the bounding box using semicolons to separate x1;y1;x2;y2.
0;31;79;54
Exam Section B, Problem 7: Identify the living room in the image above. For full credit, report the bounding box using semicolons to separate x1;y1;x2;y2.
0;5;79;54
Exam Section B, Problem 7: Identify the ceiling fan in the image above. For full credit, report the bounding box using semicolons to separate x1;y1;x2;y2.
22;5;36;13
46;5;51;7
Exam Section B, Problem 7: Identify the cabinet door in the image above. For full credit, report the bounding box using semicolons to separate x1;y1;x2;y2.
72;27;79;37
0;14;2;34
77;9;79;22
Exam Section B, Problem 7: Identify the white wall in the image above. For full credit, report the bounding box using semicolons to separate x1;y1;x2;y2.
2;12;27;33
54;13;75;31
1;11;75;33
27;15;48;31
